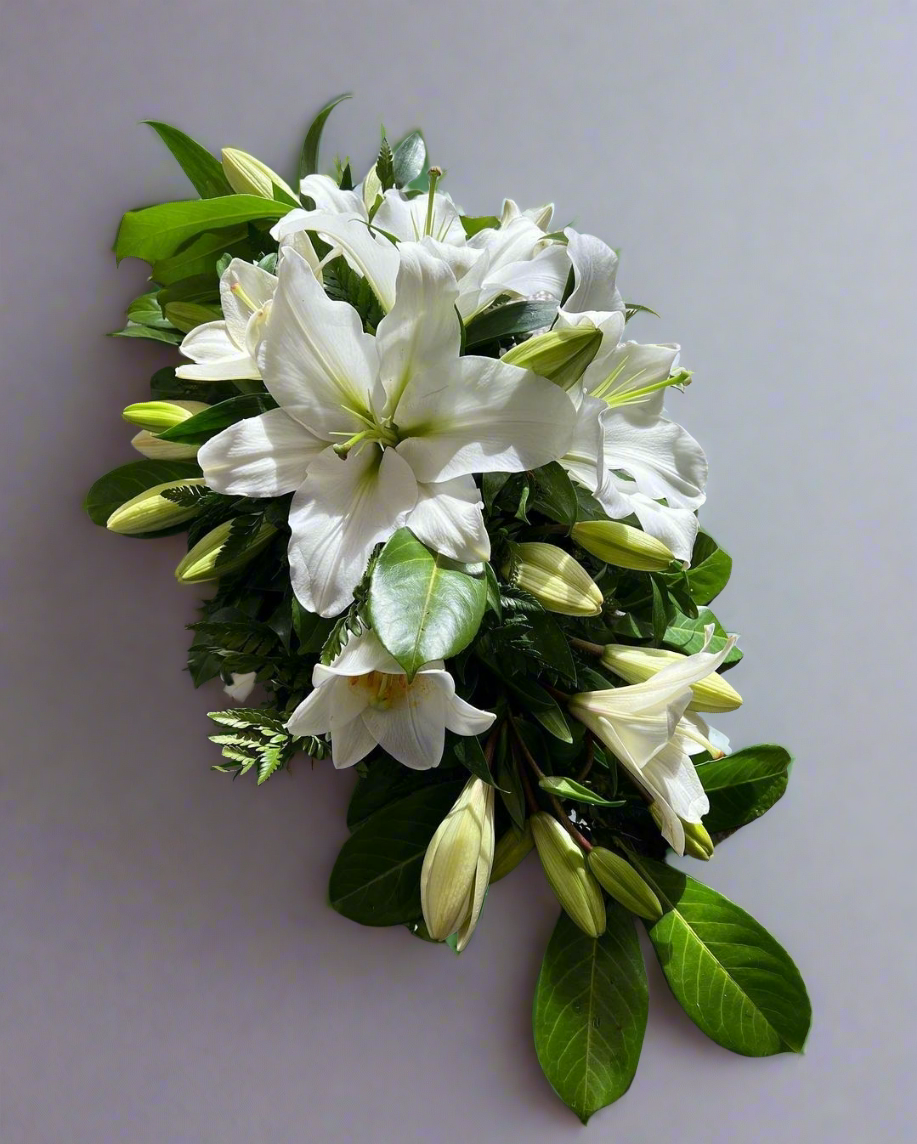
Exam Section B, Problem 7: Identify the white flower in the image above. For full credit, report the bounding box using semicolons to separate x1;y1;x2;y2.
286;630;495;771
568;627;736;854
198;242;577;617
557;229;707;562
223;671;257;703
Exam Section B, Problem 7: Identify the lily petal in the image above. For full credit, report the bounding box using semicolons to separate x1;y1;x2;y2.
361;672;447;770
603;406;707;510
298;174;366;216
176;322;260;381
563;228;625;315
219;260;277;348
373;190;465;245
199;408;325;497
406;475;491;563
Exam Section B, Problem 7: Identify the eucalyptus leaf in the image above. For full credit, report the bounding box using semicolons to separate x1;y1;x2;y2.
698;745;792;834
143;121;233;199
299;93;351;181
159;394;278;444
84;459;202;527
533;906;648;1124
538;776;624;807
638;859;811;1056
368;529;487;680
115;196;291;264
329;781;463;925
464;300;558;350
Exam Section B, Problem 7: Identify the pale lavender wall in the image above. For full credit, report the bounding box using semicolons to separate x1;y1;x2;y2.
2;2;914;1141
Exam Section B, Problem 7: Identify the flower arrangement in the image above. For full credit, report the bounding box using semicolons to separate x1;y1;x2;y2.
86;96;810;1124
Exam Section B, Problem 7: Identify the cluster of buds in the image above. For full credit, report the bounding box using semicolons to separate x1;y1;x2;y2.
121;399;207;461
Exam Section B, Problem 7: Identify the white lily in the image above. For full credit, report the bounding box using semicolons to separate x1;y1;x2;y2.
286;630;495;771
568;627;736;854
198;243;576;617
556;229;707;562
223;671;257;703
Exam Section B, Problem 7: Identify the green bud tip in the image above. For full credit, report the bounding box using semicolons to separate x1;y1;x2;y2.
587;848;663;921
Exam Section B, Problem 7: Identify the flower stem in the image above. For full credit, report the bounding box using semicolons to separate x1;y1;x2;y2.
508;711;592;851
569;637;604;657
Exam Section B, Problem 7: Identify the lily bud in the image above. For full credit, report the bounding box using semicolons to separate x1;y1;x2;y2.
530;813;606;938
122;400;209;433
130;430;199;461
600;643;743;713
587;848;663;921
421;777;496;950
490;822;534;883
682;820;715;861
106;478;207;536
175;519;277;584
501;326;602;389
502;542;603;617
221;147;298;202
572;520;675;572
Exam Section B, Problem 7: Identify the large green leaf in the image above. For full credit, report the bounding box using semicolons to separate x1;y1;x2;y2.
463;300;558;350
84;459;202;527
347;756;462;830
115;196;291;264
663;605;743;666
530;461;579;525
329;781;463;925
143;121;234;199
109;323;181;345
299;93;351;181
151;226;250;285
538;776;623;807
159;393;277;444
698;745;792;834
638;860;811;1056
368;529;487;679
533;906;648;1124
687;531;733;605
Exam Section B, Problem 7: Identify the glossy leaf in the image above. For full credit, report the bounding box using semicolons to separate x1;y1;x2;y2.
329;781;463;925
530;461;578;525
115;196;290;264
392;131;426;187
143;121;233;199
638;859;811;1056
84;459;202;527
150;226;250;285
663;605;743;666
698;745;792;834
368;529;487;680
687;532;733;605
299;93;351;181
538;776;624;807
346;756;460;831
126;290;172;329
533;906;648;1124
460;215;500;238
109;323;181;345
464;300;558;350
159;394;278;444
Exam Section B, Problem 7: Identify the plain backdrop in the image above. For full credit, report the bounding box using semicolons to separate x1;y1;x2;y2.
2;2;915;1141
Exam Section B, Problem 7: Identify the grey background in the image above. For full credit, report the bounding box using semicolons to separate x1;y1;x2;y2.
2;1;914;1140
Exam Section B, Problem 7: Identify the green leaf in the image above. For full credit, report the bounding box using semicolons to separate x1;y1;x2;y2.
452;734;500;787
143;121;233;199
375;134;395;191
538;776;624;807
84;459;202;526
110;323;181;345
663;605;743;666
483;562;503;619
463;300;558;350
650;575;668;645
346;756;459;831
126;289;172;329
530;461;578;525
698;745;792;834
533;906;648;1124
115;196;291;264
687;532;733;605
503;675;572;742
368;528;487;680
163;301;222;332
637;859;811;1056
392;131;426;187
150;226;250;285
528;611;578;683
159;394;278;444
299;93;351;181
291;599;334;654
329;781;463;925
460;215;500;238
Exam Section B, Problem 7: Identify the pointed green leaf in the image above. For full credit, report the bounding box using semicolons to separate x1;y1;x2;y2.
663;605;743;665
368;529;487;679
150;226;250;285
530;461;578;525
698;744;792;833
109;323;181;345
299;93;351;181
329;781;463;925
637;859;811;1056
538;776;624;807
687;531;733;604
533;906;648;1124
159;394;278;444
143;121;233;198
115;196;291;264
464;300;558;350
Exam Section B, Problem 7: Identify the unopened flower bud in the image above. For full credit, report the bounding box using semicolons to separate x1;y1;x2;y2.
122;400;209;433
106;478;207;536
490;822;534;883
600;643;743;712
175;519;276;584
587;848;663;921
530;813;606;937
502;542;603;617
421;777;495;950
221;147;298;202
130;430;198;461
572;520;675;572
502;326;602;389
681;820;715;861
